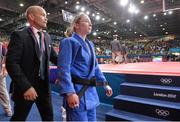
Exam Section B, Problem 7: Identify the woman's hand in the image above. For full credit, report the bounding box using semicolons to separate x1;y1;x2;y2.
104;85;113;97
66;93;79;108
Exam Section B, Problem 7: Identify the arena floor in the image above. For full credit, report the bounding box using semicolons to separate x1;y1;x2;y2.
100;62;180;76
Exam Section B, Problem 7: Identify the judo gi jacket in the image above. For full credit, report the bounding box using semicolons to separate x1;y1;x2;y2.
57;33;107;110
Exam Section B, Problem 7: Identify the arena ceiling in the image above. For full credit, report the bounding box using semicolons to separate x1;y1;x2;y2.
0;0;180;39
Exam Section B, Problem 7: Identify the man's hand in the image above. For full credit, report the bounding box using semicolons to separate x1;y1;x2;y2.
23;87;38;101
66;93;79;108
104;85;113;97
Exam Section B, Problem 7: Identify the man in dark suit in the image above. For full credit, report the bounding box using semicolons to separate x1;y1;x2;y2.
6;5;57;121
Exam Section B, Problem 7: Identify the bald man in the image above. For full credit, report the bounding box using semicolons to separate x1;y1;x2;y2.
6;5;57;121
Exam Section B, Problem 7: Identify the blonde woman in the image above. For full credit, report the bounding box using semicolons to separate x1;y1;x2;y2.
57;13;113;121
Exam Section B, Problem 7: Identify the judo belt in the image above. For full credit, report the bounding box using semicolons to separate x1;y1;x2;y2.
72;76;109;99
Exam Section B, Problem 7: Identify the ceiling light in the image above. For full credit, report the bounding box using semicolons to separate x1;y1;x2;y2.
165;32;168;34
140;35;142;37
163;12;167;15
0;18;2;21
65;1;68;4
86;11;90;15
93;32;97;36
19;3;24;7
128;4;135;13
76;1;80;4
153;14;156;17
134;9;139;14
75;5;80;10
69;15;73;19
126;19;130;23
144;15;148;20
95;15;100;20
134;32;137;34
162;28;165;30
168;11;173;14
120;0;129;6
92;13;95;17
113;22;117;25
80;7;85;11
140;0;144;4
47;13;50;15
25;22;30;26
102;18;105;21
128;4;139;14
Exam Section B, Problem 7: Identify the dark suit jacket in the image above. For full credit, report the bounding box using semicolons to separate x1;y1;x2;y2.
6;27;57;100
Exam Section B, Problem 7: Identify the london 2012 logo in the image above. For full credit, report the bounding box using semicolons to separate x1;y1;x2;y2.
160;78;172;84
155;109;170;117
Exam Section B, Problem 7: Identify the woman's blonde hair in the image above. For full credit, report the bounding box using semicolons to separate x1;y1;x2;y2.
70;12;88;33
64;26;72;37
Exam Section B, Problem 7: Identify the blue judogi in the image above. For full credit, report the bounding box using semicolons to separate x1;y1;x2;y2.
57;33;107;121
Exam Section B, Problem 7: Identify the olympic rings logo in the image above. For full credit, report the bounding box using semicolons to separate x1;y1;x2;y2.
155;109;170;117
160;78;172;84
